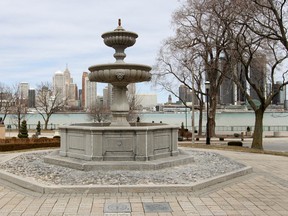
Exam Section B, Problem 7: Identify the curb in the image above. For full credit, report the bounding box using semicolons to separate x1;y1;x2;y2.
0;166;252;194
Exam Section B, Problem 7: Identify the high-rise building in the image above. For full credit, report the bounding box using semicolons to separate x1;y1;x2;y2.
103;84;113;109
84;74;97;109
19;82;29;99
53;71;65;100
279;84;286;104
28;88;35;108
179;85;188;103
67;83;79;107
179;85;193;103
63;67;72;97
218;54;266;105
272;81;286;105
53;67;78;106
168;94;172;104
250;54;267;101
234;63;247;104
68;83;78;101
81;72;88;108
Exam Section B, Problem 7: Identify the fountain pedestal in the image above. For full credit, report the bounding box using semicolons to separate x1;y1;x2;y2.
110;85;130;126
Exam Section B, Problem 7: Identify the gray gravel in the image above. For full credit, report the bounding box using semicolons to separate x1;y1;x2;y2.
0;150;245;186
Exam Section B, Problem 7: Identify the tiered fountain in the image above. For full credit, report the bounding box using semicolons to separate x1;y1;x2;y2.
45;20;193;170
88;19;151;126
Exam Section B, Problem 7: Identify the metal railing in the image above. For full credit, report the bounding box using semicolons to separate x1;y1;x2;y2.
3;124;288;132
4;124;59;130
191;125;288;132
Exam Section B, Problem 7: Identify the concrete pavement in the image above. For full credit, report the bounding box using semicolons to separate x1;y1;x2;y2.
0;148;287;215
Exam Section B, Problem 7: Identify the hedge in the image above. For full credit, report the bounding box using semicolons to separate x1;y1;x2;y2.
0;137;60;151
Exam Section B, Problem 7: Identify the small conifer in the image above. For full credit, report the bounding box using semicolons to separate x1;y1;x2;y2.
18;120;29;138
36;121;41;135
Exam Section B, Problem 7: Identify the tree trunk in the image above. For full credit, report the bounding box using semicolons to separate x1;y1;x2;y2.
44;116;51;130
209;95;217;137
198;102;204;135
251;109;264;150
17;111;21;133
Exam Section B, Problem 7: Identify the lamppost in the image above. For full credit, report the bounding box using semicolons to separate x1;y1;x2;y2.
205;81;210;145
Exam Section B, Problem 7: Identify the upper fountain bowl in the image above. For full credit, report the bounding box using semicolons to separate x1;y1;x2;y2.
100;19;139;62
89;19;152;86
102;27;138;49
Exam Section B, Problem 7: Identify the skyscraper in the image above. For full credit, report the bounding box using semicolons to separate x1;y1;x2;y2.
168;94;172;104
28;88;35;108
19;82;29;99
53;71;65;100
103;84;112;109
250;54;267;100
52;66;78;107
179;85;193;103
82;72;97;109
63;67;72;98
82;72;88;108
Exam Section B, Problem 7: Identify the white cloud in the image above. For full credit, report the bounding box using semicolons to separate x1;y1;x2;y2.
0;0;180;103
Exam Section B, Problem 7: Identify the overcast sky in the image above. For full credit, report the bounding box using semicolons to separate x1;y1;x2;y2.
0;0;181;103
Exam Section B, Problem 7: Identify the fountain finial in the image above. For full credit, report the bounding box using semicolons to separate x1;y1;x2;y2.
118;18;121;26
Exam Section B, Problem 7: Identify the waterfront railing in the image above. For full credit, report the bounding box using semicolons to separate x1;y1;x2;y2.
3;124;288;133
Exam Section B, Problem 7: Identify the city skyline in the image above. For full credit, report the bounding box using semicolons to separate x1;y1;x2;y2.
0;0;180;103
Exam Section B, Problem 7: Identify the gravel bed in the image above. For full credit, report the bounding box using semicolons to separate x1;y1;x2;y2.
0;150;245;186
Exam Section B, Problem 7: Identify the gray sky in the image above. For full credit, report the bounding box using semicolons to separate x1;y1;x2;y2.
0;0;180;103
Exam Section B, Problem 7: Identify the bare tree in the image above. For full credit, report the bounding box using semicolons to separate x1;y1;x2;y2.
225;0;288;149
88;103;111;123
35;82;67;130
9;83;28;132
155;0;288;150
154;0;234;136
127;87;143;123
153;40;205;135
0;83;14;122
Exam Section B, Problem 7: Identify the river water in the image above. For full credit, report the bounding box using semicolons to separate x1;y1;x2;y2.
1;111;287;130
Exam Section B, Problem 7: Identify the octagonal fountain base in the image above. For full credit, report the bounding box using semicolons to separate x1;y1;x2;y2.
45;123;195;171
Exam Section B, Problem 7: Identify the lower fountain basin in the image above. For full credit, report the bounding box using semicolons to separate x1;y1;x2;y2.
44;123;194;171
57;123;179;162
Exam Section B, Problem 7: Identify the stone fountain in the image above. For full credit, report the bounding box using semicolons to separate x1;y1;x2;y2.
88;19;151;126
45;20;194;170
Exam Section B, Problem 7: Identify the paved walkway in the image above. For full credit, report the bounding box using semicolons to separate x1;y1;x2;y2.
0;148;287;215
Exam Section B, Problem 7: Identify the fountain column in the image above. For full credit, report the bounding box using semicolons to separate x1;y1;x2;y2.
111;85;130;126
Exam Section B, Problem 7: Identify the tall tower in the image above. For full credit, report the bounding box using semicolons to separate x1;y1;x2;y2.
82;72;88;108
179;85;192;103
103;84;113;109
250;54;267;100
63;66;72;98
53;71;65;100
168;94;172;104
19;82;29;99
83;74;97;109
28;88;35;108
